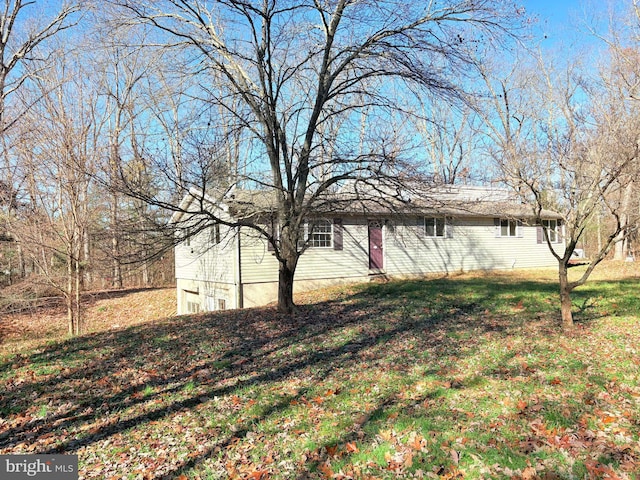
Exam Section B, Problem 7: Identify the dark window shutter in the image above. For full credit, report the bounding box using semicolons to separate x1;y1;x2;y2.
298;221;307;250
333;218;343;250
517;219;524;238
536;226;543;244
267;218;275;251
494;218;500;237
445;217;453;238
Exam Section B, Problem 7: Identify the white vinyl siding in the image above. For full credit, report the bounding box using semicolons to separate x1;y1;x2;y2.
385;216;559;276
241;218;369;284
240;215;561;284
175;210;562;310
175;223;236;285
174;208;240;314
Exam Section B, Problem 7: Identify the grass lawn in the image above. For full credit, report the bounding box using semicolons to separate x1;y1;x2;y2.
1;266;639;479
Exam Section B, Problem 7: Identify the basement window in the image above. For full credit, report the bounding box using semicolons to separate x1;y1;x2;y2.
186;301;200;314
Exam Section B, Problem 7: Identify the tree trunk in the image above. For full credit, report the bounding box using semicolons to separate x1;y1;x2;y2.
614;183;633;260
277;231;300;314
75;253;82;335
597;212;602;255
558;263;574;331
614;213;628;260
141;261;150;286
139;208;150;286
111;193;122;289
67;255;75;336
17;243;25;280
83;229;91;289
277;262;296;314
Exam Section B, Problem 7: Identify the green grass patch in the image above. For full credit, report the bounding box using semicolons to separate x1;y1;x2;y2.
1;270;640;478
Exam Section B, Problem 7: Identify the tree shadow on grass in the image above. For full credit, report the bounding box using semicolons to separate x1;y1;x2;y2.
0;275;636;477
1;297;474;452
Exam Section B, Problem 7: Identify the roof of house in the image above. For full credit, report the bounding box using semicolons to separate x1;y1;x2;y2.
224;184;563;220
171;183;563;222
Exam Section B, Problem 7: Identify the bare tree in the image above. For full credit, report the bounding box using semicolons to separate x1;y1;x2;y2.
108;0;523;313
10;49;103;334
594;5;640;261
0;0;80;134
481;53;640;330
418;102;482;184
0;1;80;286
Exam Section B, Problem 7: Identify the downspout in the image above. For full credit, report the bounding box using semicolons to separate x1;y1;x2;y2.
235;226;243;309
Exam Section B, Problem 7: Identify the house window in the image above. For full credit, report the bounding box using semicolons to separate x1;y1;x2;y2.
186;301;200;313
308;219;332;248
211;223;221;244
542;219;559;242
425;217;446;237
500;219;517;237
218;299;226;310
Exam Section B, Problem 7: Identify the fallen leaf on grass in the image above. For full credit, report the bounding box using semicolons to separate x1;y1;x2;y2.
325;445;338;457
521;466;537;480
409;433;427;451
317;462;334;478
247;470;269;479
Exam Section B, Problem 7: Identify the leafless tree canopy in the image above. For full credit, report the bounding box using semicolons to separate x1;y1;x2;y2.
479;9;640;329
3;0;639;328
102;0;523;312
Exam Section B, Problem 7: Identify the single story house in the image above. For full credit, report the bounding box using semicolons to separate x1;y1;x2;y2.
173;185;564;314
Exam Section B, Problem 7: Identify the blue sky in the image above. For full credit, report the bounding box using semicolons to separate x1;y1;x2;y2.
522;0;584;28
520;0;606;49
516;0;619;70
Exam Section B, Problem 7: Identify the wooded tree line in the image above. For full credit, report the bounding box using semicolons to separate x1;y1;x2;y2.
0;0;639;332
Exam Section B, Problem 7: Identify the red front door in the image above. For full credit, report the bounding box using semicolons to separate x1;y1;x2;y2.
368;221;383;270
